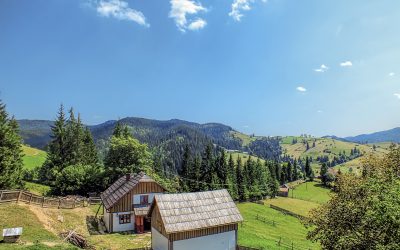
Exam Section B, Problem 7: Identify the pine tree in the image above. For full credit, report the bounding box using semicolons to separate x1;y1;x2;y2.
39;104;67;184
216;148;228;184
286;161;292;182
188;155;201;191
236;156;248;201
82;127;98;165
180;145;191;192
227;154;238;200
0;101;23;189
293;160;298;181
320;162;328;185
200;143;214;190
305;156;311;178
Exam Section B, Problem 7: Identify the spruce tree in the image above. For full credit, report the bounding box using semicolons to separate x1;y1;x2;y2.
0;101;23;189
293;160;298;181
200;143;214;190
82;127;98;165
286;161;292;182
227;154;238;200
320;162;328;185
39;104;67;184
180;145;191;192
305;156;311;178
236;156;248;201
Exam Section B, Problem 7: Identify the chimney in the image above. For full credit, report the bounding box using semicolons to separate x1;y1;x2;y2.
126;173;131;181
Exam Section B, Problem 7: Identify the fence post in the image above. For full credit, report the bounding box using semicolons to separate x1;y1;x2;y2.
58;199;61;209
17;190;23;203
0;191;3;202
42;197;45;207
278;237;281;246
29;193;33;204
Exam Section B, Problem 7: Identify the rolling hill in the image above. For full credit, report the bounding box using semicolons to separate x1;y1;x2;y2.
22;145;47;170
344;127;400;143
18;118;282;172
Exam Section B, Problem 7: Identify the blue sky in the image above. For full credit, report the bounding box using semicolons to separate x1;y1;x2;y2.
1;0;399;137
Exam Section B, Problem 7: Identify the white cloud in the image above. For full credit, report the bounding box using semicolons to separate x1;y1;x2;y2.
389;72;395;77
297;86;307;92
314;64;329;73
317;110;323;113
340;61;353;67
187;18;207;30
169;0;207;32
229;0;266;22
394;93;400;99
95;0;149;27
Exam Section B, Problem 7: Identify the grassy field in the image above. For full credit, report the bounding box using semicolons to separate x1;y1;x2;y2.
230;131;258;146
22;145;46;170
288;181;332;204
264;197;320;217
0;204;150;249
237;202;319;250
228;152;265;164
0;204;75;249
24;182;51;196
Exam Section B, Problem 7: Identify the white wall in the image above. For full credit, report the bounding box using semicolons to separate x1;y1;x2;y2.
151;227;168;250
174;230;236;250
103;209;110;232
112;212;135;232
133;193;162;205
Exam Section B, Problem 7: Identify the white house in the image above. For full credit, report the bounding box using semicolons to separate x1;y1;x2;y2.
100;172;166;233
148;189;243;250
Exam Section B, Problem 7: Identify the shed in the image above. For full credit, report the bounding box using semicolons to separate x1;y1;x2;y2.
2;227;22;243
278;184;289;197
148;189;243;250
100;172;166;233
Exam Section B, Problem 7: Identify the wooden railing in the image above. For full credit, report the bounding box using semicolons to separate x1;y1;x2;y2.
0;190;101;209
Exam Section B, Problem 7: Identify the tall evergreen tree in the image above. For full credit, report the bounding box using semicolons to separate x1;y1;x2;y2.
188;155;201;192
39;104;68;184
179;145;191;192
293;160;299;181
320;162;328;185
0;101;23;189
227;154;238;200
200;143;214;190
286;161;292;182
82;127;98;165
236;156;249;201
305;156;312;178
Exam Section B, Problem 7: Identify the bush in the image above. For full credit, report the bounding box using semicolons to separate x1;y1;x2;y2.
52;164;105;196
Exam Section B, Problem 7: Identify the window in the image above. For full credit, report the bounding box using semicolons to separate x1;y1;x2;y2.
140;195;149;205
119;214;131;224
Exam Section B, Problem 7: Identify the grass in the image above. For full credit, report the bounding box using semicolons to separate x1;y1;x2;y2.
228;152;265;164
264;197;320;218
24;182;51;196
230;131;257;146
237;202;319;250
22;145;46;170
0;204;75;249
288;181;332;204
0;203;150;250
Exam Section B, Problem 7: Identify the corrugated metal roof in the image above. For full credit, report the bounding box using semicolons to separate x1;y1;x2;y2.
3;227;23;237
151;189;243;234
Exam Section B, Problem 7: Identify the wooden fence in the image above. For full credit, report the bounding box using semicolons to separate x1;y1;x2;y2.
269;204;306;220
0;190;101;209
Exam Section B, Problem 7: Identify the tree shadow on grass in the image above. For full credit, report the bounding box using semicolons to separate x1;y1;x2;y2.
86;216;106;235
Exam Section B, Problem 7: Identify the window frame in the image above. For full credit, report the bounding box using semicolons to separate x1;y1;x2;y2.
119;214;131;224
140;195;149;205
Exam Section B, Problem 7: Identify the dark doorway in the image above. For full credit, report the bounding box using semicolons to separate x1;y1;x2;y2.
144;217;151;231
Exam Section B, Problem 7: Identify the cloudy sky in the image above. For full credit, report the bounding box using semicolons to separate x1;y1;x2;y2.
0;0;399;137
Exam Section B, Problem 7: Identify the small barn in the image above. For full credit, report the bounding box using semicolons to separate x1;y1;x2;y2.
100;172;166;233
148;189;243;250
278;184;289;197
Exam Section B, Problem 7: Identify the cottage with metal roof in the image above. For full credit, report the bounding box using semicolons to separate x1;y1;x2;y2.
100;172;166;233
148;189;243;250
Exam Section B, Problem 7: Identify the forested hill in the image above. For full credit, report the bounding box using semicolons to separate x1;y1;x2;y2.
17;118;282;171
343;127;400;143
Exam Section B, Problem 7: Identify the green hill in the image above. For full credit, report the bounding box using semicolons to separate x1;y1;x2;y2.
22;145;47;170
280;136;388;174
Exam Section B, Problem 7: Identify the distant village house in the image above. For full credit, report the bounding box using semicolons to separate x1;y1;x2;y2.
148;189;243;250
100;172;166;233
278;184;289;197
